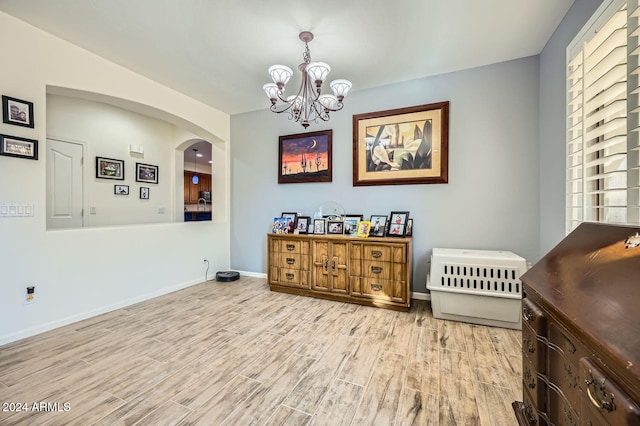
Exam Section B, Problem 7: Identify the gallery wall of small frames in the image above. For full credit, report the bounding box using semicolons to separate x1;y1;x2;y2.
272;211;413;238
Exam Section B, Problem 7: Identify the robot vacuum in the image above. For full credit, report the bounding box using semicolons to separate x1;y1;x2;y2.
215;270;240;282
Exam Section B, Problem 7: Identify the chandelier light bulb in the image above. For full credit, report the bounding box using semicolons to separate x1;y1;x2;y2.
268;65;293;89
263;83;280;102
306;62;331;87
330;79;352;101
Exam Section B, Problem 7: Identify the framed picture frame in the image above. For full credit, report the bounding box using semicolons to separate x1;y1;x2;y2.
278;129;332;184
313;219;326;234
343;216;361;237
357;221;371;238
0;134;38;160
295;216;311;234
369;215;388;237
281;212;297;233
327;220;344;235
272;217;290;234
2;95;34;128
353;101;449;186
406;218;413;236
96;156;124;180
387;211;410;237
114;184;129;195
140;187;150;199
136;162;158;184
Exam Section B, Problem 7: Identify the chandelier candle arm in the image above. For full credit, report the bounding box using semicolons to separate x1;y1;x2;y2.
263;31;352;129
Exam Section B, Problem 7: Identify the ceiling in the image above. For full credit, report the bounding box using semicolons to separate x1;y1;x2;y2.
0;1;573;116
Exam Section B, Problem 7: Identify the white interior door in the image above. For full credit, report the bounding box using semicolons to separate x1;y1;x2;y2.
46;138;83;229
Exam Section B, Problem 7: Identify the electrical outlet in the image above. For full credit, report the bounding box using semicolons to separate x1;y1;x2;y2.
23;286;35;305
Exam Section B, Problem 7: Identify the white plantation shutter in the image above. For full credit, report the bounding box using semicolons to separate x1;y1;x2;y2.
566;0;640;232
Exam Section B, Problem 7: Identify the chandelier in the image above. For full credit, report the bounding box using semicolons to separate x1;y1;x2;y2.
263;31;352;129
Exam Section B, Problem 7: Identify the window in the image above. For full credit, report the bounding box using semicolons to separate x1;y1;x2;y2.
566;0;640;233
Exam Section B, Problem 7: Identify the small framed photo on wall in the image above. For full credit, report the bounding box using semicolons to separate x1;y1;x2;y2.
114;185;129;195
96;156;125;180
140;187;150;199
0;134;38;160
136;162;158;184
2;95;34;128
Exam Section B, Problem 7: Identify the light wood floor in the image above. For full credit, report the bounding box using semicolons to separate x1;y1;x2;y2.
0;276;522;425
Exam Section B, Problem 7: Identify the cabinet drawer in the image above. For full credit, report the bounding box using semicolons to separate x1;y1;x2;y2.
522;322;546;375
523;356;542;410
356;277;405;302
355;244;406;263
273;239;308;255
278;253;309;270
361;260;405;280
580;357;640;426
548;385;579;426
548;346;581;414
549;323;589;372
276;268;309;288
522;297;547;336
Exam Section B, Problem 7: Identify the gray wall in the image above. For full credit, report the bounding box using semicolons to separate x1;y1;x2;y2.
231;56;541;293
538;0;603;255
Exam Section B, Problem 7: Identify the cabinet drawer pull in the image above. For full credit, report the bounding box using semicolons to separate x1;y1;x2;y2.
585;371;616;412
286;244;296;251
285;273;295;280
371;250;382;258
562;333;576;354
370;283;382;291
523;304;534;323
371;266;383;274
323;258;329;271
286;258;295;265
523;337;535;354
524;368;536;389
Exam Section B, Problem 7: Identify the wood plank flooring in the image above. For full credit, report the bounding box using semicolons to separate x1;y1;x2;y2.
0;276;522;425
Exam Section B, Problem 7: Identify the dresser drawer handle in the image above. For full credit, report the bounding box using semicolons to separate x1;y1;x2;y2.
523;337;535;354
522;305;534;323
562;333;576;354
370;283;382;291
286;258;295;265
524;368;536;389
564;363;577;388
285;273;295;280
286;244;296;251
371;266;383;274
585;371;616;413
371;250;382;258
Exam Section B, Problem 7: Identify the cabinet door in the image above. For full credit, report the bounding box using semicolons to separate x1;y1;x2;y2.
312;241;348;294
330;242;348;294
312;241;330;291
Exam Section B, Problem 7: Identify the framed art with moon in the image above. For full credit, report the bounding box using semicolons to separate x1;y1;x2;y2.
278;129;332;184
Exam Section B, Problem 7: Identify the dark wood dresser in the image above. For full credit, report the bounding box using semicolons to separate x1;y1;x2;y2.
513;223;640;425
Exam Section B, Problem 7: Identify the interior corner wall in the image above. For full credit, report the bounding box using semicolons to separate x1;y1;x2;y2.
0;11;231;345
230;56;541;293
538;0;604;255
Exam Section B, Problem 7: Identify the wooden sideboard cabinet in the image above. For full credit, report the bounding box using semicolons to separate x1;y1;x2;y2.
267;234;412;311
513;223;640;426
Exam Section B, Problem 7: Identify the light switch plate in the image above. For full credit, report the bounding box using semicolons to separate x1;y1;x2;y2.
0;203;34;217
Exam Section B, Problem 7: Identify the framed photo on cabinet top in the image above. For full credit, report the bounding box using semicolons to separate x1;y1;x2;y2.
295;216;311;234
313;218;326;234
369;215;388;237
327;220;344;235
353;101;449;186
278;129;332;184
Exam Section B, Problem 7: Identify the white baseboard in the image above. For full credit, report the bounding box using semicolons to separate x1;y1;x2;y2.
234;270;267;279
0;278;203;346
411;291;431;301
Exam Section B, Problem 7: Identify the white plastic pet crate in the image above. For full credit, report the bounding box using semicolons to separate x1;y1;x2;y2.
427;248;527;330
